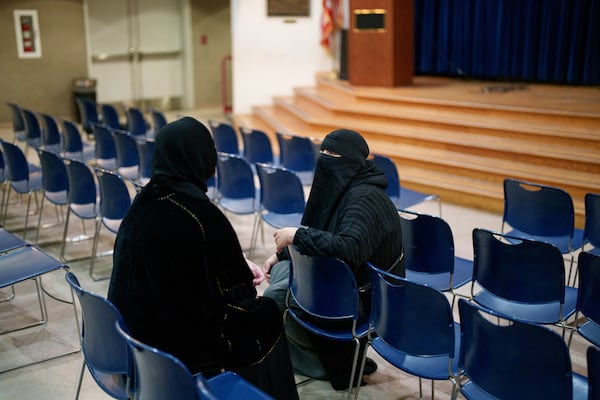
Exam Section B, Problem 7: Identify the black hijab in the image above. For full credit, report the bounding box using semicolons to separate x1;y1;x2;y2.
301;129;371;230
151;116;217;199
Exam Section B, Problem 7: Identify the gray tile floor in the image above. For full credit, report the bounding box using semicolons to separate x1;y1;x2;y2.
0;114;591;399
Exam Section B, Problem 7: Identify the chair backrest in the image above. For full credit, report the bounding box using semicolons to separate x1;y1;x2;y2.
95;168;132;223
101;104;122;130
149;108;167;132
472;227;566;305
370;154;401;206
65;271;132;398
64;158;97;207
241;127;274;164
114;319;201;400
589;346;600;400
585;193;600;249
209;119;240;155
368;262;457;359
38;149;69;195
576;251;600;327
21;108;42;143
0;139;30;182
399;209;456;275
502;178;575;238
61;119;85;154
288;245;359;321
76;97;100;133
6;102;25;134
40;113;62;150
93;123;117;160
136;138;155;184
255;163;305;215
216;153;256;200
112;129;140;169
276;132;315;173
126;107;149;137
457;299;574;400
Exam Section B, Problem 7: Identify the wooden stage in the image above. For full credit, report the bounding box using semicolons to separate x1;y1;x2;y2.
233;72;600;228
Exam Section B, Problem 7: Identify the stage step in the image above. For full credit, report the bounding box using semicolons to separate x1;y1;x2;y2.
232;73;600;228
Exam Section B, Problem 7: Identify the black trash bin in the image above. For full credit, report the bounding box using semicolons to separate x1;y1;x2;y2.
72;77;97;124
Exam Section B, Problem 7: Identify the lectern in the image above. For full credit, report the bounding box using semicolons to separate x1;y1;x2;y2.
348;0;413;86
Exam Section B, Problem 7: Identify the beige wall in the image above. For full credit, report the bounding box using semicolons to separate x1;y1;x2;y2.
0;0;88;123
191;0;231;109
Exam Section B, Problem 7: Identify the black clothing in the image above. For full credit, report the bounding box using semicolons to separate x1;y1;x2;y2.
108;117;298;400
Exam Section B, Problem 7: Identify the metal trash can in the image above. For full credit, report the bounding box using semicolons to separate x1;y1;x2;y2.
72;77;97;123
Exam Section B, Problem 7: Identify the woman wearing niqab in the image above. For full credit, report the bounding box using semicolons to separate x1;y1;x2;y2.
108;117;299;400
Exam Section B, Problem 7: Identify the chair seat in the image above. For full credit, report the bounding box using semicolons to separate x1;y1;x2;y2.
370;322;460;380
96;158;116;170
579;319;600;348
473;285;578;324
71;203;97;219
0;246;65;288
504;228;585;254
200;371;275;400
0;228;27;253
117;165;139;180
11;173;42;194
406;256;473;291
399;187;439;210
220;197;258;215
261;212;303;230
45;190;68;205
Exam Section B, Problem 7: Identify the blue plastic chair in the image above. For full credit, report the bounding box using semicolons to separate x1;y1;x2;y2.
362;263;460;400
470;227;577;335
40;113;63;153
21;108;43;155
76;97;100;135
5;102;26;143
286;245;369;400
65;271;132;400
501;178;584;284
35;149;69;244
149;108;167;133
61;119;96;162
584;192;600;256
251;163;305;253
371;154;441;214
276;132;315;185
398;209;473;308
0;139;43;239
126;107;150;137
135;137;155;186
453;299;588;400
114;319;274;400
241;127;276;165
92;123;117;170
209;119;241;155
589;346;600;400
0;245;79;373
112;129;140;180
101;104;123;130
0;227;28;302
92;168;132;280
60;158;98;264
570;252;600;348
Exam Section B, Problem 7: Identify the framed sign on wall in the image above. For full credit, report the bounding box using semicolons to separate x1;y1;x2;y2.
268;0;310;16
14;9;42;59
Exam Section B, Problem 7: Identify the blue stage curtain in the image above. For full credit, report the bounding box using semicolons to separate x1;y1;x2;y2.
414;0;599;85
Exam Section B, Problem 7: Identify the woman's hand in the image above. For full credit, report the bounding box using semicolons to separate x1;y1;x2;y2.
262;253;279;283
246;257;265;287
273;227;298;253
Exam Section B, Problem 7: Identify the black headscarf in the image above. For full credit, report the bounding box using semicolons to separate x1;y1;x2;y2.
151;116;217;199
301;129;371;230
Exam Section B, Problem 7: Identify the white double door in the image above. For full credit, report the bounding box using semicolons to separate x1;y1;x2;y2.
84;0;192;109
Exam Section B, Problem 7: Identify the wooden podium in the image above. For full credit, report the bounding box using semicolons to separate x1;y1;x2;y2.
348;0;413;86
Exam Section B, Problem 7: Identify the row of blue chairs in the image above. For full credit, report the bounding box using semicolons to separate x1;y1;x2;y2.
64;271;273;399
285;242;600;399
208;120;441;210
